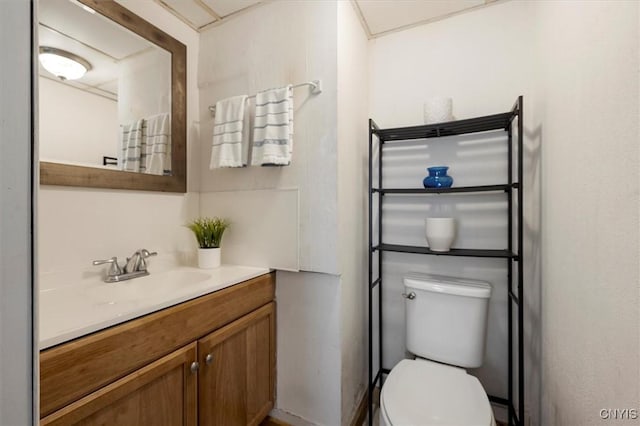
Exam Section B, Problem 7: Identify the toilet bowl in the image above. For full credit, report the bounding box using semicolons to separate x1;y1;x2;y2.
380;359;496;426
380;273;496;426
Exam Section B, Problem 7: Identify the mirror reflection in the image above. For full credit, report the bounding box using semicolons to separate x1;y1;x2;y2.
38;0;172;175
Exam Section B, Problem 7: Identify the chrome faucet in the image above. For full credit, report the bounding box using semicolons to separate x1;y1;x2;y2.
124;248;158;273
93;249;157;283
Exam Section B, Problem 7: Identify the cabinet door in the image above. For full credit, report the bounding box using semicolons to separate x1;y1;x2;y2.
41;343;198;426
198;302;275;426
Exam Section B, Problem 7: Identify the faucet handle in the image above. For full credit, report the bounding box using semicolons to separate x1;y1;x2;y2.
93;256;122;277
139;249;158;259
137;249;158;272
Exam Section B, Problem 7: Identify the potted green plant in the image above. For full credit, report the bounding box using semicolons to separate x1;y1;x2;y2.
186;217;230;269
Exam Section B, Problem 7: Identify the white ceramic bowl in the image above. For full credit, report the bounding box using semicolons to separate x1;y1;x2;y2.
425;218;456;252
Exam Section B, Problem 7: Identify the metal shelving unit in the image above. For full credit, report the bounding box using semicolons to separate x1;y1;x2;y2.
374;183;516;195
367;96;524;425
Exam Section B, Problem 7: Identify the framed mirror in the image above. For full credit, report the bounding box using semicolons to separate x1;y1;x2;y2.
38;0;186;192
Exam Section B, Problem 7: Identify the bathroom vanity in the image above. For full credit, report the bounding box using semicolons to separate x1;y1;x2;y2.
40;270;275;426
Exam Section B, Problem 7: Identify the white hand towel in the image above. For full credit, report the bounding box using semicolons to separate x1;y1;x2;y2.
145;113;171;176
210;95;249;169
121;119;144;172
251;85;293;166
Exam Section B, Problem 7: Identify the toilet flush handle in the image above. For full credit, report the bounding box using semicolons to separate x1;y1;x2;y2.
402;292;416;300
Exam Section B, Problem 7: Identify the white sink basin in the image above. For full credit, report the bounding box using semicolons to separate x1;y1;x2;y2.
39;264;271;349
81;269;212;304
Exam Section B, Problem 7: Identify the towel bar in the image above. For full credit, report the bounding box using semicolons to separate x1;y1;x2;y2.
208;79;322;115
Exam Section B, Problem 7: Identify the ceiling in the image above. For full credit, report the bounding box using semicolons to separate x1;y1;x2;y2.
37;0;501;97
154;0;264;31
354;0;498;38
38;0;161;100
159;0;500;37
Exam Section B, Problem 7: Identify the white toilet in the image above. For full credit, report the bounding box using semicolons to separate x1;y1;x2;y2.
380;272;496;426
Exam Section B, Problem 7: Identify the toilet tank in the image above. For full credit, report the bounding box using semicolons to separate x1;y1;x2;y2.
404;272;492;368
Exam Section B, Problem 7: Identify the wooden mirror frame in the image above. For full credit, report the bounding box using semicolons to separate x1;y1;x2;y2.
39;0;187;193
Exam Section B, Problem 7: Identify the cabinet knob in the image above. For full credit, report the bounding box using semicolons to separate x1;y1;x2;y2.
190;361;199;374
205;354;213;365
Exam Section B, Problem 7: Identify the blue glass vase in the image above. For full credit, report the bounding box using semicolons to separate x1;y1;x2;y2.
423;166;453;188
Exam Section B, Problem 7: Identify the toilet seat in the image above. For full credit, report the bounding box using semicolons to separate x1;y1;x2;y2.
380;359;495;426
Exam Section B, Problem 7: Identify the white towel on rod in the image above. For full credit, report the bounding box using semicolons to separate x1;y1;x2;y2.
210;95;249;169
121;119;144;172
145;113;171;176
251;85;293;166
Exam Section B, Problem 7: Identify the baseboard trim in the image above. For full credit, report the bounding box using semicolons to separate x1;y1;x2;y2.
349;391;368;426
265;388;373;426
261;415;292;426
266;409;316;426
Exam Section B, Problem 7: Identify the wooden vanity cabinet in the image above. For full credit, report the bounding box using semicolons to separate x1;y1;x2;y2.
198;303;275;426
40;272;275;426
41;343;198;426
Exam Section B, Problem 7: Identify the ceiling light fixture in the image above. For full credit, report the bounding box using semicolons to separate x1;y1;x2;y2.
39;47;92;81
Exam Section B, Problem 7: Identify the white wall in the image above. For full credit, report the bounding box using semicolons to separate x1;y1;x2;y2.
368;2;538;421
199;189;299;271
198;2;371;424
337;2;369;424
197;4;343;424
369;0;536;128
118;47;171;125
0;0;35;423
275;271;342;426
370;2;640;426
39;77;118;167
197;0;338;274
39;1;201;274
38;188;198;276
534;2;639;424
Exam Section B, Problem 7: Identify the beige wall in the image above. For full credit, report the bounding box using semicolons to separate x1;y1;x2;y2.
197;0;339;274
39;77;118;167
197;2;345;424
368;4;538;422
275;271;342;426
197;1;371;424
535;2;639;424
368;1;640;425
118;47;171;125
337;2;369;424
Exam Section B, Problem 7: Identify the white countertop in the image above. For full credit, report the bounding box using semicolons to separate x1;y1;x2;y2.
39;264;271;350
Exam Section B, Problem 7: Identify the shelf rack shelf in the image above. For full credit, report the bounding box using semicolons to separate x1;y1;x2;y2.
376;111;513;141
367;96;524;426
373;244;517;259
373;183;516;195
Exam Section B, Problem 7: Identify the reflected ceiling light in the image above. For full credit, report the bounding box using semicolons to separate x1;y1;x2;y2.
39;47;92;81
68;0;96;14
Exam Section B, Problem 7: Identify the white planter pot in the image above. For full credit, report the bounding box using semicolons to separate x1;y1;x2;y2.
198;247;221;269
425;217;456;252
423;97;453;124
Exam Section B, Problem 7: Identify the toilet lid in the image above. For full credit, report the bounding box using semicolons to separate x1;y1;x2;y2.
381;359;493;426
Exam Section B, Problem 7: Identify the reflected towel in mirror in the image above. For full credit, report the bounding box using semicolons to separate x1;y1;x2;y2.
145;113;171;176
120;113;171;176
121;119;144;173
